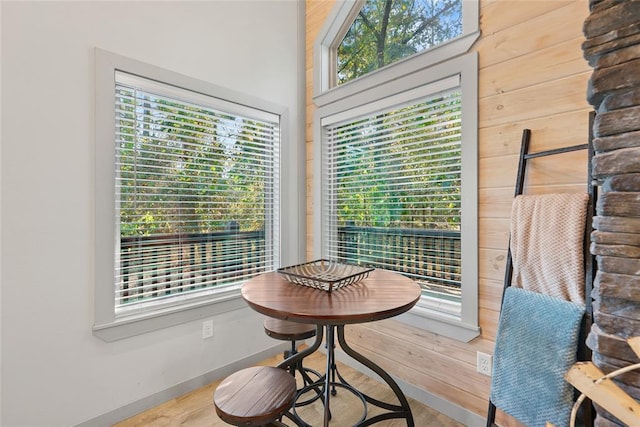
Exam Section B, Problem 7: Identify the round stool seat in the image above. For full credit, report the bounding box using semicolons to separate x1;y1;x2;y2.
264;317;316;341
213;366;296;426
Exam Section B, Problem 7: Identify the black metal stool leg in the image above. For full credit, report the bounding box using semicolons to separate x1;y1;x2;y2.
286;340;297;376
290;340;326;408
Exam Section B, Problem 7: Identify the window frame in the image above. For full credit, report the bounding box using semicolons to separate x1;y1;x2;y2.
94;49;290;341
312;1;480;342
313;0;480;102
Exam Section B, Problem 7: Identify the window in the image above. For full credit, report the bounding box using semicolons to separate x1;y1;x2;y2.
94;50;286;341
322;79;462;304
114;72;278;314
337;0;463;85
313;0;479;341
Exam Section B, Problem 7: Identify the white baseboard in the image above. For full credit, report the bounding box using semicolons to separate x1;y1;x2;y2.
75;343;289;427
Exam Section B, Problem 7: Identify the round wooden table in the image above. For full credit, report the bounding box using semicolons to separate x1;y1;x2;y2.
241;269;421;427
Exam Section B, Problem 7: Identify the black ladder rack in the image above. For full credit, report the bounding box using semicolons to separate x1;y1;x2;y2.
486;116;597;427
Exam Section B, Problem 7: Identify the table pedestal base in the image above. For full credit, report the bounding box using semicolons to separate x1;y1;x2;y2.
281;324;415;427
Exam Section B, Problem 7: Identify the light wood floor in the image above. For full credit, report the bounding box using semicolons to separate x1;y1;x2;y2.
115;349;464;426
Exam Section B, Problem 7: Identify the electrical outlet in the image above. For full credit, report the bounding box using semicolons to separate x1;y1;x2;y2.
477;351;492;376
202;320;214;339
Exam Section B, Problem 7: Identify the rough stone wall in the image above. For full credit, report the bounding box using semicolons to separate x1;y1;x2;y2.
583;0;640;425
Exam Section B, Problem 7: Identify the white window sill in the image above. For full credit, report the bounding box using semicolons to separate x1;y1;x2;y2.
93;290;245;342
397;303;480;343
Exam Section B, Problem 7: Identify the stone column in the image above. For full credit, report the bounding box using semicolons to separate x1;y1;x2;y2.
583;1;640;425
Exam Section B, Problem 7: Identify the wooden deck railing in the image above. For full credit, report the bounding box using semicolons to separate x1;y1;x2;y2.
118;225;461;306
118;229;267;306
337;225;461;290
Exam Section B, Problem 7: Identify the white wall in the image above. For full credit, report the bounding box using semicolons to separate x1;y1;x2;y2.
1;1;303;426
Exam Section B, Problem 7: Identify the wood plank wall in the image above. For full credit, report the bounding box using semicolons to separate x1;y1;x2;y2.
306;1;591;424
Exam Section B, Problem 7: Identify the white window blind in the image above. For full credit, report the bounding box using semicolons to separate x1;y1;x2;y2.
322;86;462;300
114;71;279;313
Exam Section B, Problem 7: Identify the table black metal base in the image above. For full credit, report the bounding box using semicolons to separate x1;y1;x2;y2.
278;324;415;427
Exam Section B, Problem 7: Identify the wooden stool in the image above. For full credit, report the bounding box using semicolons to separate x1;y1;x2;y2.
264;317;329;407
264;318;316;357
213;366;296;426
263;317;319;378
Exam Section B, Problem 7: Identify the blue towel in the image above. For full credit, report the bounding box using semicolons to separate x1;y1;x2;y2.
490;287;585;427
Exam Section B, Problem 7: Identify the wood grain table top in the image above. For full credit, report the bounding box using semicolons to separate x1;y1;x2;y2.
241;269;421;325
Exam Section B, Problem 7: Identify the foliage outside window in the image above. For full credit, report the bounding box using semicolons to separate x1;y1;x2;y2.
114;72;279;315
337;0;462;85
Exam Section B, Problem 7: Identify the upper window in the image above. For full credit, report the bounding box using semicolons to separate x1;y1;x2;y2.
313;0;478;98
313;1;479;341
337;0;463;85
94;49;285;341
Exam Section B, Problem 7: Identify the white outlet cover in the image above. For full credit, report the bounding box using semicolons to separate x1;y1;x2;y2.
477;351;492;376
202;320;214;339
